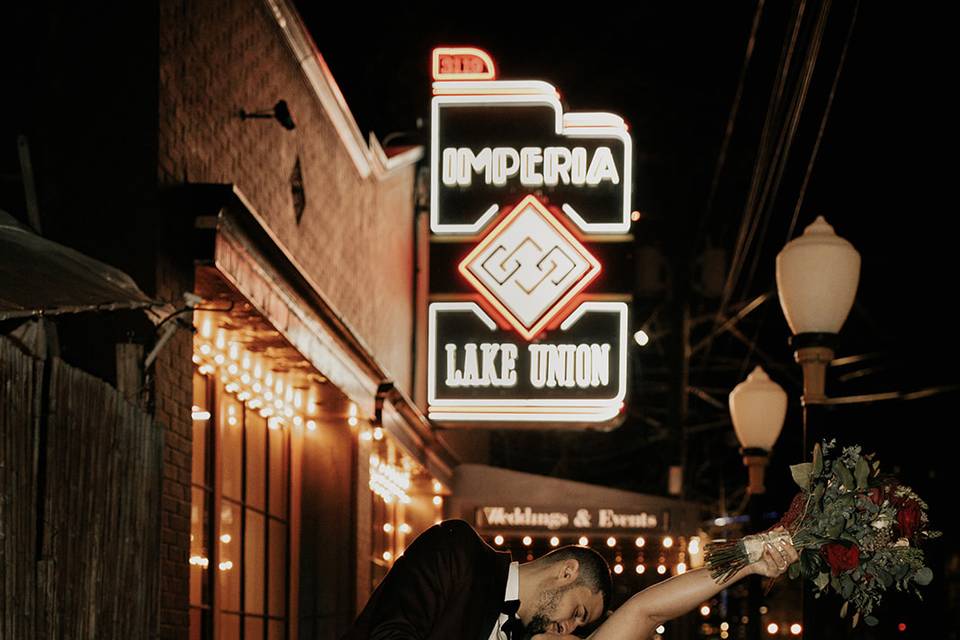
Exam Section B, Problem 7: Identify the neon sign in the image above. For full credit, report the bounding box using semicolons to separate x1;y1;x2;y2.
427;48;633;427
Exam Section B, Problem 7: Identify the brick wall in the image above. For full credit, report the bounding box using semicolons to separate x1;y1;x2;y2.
158;0;416;393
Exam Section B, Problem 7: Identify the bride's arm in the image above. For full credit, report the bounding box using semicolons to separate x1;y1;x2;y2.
536;528;799;640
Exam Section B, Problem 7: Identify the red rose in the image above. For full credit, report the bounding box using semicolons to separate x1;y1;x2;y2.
897;500;922;540
821;543;860;576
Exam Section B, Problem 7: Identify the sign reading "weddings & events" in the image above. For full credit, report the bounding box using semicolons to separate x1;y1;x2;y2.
474;506;668;532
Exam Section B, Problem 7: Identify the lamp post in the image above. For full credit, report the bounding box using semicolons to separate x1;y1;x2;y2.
729;366;787;640
775;216;860;639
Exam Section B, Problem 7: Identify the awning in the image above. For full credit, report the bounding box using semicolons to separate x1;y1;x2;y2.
0;210;157;320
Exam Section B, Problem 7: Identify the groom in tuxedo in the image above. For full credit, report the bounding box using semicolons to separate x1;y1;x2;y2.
341;519;611;640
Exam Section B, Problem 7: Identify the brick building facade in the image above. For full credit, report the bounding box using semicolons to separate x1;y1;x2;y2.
4;1;454;637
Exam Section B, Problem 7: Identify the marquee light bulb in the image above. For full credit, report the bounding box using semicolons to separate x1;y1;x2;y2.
662;536;674;549
606;537;616;548
578;536;589;546
494;535;504;545
549;536;560;547
522;536;532;546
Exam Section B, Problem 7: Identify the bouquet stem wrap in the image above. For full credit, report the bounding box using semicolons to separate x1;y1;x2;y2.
705;529;794;584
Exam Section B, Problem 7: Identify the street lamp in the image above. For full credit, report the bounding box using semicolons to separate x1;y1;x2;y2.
776;216;859;638
729;365;787;640
775;216;860;404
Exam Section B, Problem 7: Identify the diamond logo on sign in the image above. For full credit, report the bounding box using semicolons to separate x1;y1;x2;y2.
459;195;601;340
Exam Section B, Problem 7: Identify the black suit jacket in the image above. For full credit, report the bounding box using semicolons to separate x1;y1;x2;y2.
341;520;513;640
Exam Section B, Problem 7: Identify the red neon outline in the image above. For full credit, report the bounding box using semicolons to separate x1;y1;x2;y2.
432;47;497;81
458;195;601;340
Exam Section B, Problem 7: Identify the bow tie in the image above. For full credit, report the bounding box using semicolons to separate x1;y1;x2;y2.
501;600;523;640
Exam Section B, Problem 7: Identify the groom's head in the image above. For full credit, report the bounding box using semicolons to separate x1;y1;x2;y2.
519;545;611;637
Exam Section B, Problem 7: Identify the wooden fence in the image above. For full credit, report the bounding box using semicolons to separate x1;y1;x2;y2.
1;336;162;638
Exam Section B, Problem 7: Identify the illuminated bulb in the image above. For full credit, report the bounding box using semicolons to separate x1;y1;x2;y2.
219;560;233;571
549;536;560;547
220;533;231;543
522;536;532;546
721;633;729;640
253;382;262;393
249;399;262;409
241;354;251;370
274;399;283;409
613;563;623;574
606;537;616;548
200;317;212;338
700;606;710;617
657;564;667;575
253;362;263;378
275;378;284;394
633;330;650;346
227;416;238;426
192;354;201;364
226;382;239;393
432;496;442;506
306;420;317;431
237;392;250;402
688;537;701;555
494;535;504;545
268;417;283;430
199;364;214;375
373;427;384;440
199;343;211;355
260;407;273;418
631;210;641;222
348;416;359;427
214;329;226;350
663;536;674;549
369;454;380;467
228;342;240;360
790;624;802;635
759;606;768;615
399;523;412;534
720;622;729;631
214;354;225;364
433;481;443;494
192;409;211;421
635;536;646;548
766;623;779;635
240;373;251;384
635;564;645;574
293;390;303;409
656;626;665;635
578;536;589;546
676;562;687;574
382;551;392;562
293;415;303;426
348;402;358;418
359;430;372;441
283;407;294;418
265;372;274;387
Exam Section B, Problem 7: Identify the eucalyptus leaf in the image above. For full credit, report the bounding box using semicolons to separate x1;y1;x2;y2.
813;443;824;476
855;457;869;489
791;463;814;490
814;571;829;591
836;463;855;492
841;575;854;600
865;616;879;627
915;567;934;586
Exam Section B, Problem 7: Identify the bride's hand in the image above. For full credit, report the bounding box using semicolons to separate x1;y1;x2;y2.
751;527;799;578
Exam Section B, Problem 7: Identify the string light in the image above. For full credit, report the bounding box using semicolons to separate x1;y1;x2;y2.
348;402;359;427
766;623;779;635
433;495;443;506
373;427;384;440
635;564;645;574
657;564;667;575
700;606;710;616
218;560;233;571
720;622;729;631
494;535;504;545
676;562;687;574
306;420;317;431
662;536;674;549
399;523;412;535
549;536;560;547
790;624;802;635
635;536;646;548
578;536;589;546
220;534;231;543
383;523;394;533
433;481;443;493
606;536;616;547
369;456;412;504
613;563;623;574
382;551;393;562
688;537;701;555
522;536;532;546
189;555;209;568
656;626;665;635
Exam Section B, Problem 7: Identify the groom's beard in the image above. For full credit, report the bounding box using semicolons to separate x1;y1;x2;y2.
524;584;572;636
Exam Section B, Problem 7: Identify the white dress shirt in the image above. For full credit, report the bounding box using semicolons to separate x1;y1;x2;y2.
488;561;520;640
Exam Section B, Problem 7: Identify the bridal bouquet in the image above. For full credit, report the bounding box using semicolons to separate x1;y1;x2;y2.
705;441;940;627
